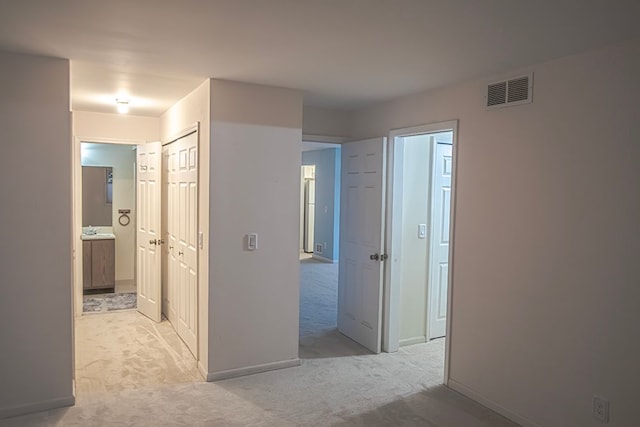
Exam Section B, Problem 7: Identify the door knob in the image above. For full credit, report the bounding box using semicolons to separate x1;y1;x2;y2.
149;239;157;245
178;251;184;256
370;253;379;261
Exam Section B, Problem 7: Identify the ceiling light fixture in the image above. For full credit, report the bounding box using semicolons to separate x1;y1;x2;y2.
116;97;130;114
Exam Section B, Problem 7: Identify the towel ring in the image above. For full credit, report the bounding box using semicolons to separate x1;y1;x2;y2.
118;213;131;227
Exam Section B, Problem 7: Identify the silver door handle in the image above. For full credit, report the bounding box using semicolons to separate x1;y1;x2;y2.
369;253;388;261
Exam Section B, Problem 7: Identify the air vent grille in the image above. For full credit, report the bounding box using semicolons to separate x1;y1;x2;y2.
486;73;533;109
487;81;507;106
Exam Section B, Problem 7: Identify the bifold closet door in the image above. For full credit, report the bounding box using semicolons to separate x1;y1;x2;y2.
165;132;198;357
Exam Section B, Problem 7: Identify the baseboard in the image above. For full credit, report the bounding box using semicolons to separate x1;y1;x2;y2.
448;379;540;427
197;361;208;381
206;358;301;382
311;254;337;263
0;395;75;419
399;336;426;347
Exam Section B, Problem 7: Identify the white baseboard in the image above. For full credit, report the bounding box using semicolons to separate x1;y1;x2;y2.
448;379;540;427
311;254;337;264
0;395;75;419
206;359;301;382
399;336;426;347
197;361;208;381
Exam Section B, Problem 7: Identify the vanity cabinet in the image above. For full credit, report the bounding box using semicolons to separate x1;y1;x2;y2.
83;239;115;290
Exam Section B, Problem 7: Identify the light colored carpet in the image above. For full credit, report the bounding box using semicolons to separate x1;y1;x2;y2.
1;260;519;427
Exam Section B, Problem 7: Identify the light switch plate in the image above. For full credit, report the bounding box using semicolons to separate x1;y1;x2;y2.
248;233;258;250
418;224;427;239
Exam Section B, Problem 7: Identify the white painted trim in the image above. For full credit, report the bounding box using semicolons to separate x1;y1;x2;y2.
444;120;459;386
163;122;199;146
0;395;75;419
206;359;301;381
383;120;458;387
382;133;402;353
448;379;541;427
399;336;426;347
302;134;347;144
311;254;337;263
197;361;208;381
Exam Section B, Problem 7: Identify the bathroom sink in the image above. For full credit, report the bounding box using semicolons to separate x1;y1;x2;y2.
81;233;116;241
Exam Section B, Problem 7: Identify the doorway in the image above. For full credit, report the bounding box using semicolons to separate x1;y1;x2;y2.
384;120;458;383
332;121;457;383
77;141;138;314
299;140;345;357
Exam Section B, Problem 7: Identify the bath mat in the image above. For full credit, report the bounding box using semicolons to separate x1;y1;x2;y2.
83;292;137;313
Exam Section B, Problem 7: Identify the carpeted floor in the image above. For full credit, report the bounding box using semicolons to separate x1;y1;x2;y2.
1;259;518;427
83;292;137;313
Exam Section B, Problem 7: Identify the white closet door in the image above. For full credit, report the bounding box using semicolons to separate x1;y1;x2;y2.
175;132;198;355
163;131;198;357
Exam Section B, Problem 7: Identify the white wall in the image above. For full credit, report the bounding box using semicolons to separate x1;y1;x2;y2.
398;135;431;344
74;111;159;141
81;143;137;284
303;106;352;138
352;39;640;427
0;52;73;417
209;80;302;377
160;79;211;376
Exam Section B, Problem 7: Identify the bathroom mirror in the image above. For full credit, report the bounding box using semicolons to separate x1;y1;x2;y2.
82;166;113;226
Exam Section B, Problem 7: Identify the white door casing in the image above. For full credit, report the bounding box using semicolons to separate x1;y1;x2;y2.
136;141;162;322
427;143;452;340
338;137;387;353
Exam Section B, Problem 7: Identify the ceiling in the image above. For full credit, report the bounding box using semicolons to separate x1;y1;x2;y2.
0;0;638;117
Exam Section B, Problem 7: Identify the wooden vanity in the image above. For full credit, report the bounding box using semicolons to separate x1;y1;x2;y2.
82;238;115;291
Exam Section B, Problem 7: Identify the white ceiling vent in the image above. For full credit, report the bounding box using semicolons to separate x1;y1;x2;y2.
486;73;533;109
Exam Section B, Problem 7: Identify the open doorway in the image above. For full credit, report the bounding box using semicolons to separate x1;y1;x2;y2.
299;140;357;358
80;142;137;313
383;120;458;384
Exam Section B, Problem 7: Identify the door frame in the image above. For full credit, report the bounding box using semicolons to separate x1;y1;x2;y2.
382;120;459;385
72;136;146;318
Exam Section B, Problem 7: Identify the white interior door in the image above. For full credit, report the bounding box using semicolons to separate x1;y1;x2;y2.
338;137;386;353
164;142;178;324
427;143;453;340
163;132;198;356
175;132;198;355
136;141;162;322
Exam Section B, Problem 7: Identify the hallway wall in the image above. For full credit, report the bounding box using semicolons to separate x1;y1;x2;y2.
0;51;73;418
209;80;303;378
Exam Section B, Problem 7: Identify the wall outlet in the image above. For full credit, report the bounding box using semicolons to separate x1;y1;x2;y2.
593;395;609;423
315;243;324;254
